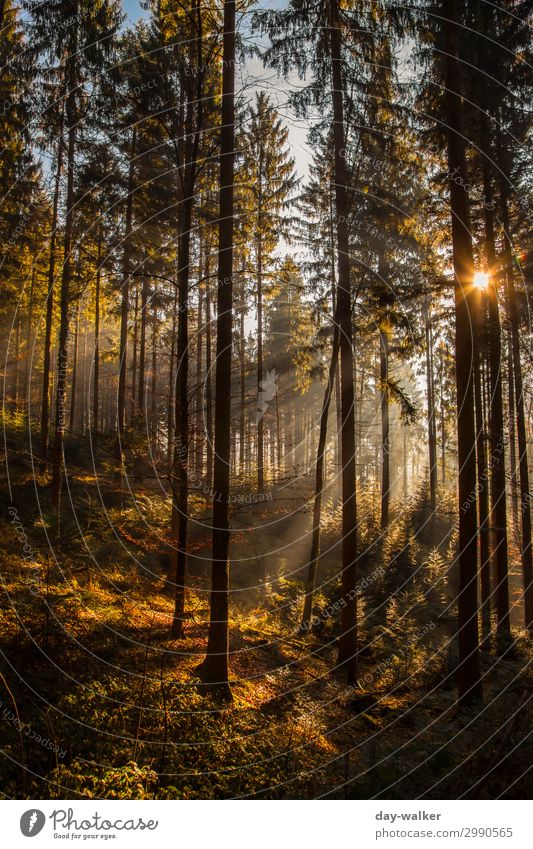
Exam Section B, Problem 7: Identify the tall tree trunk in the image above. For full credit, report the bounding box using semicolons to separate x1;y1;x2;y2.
239;276;246;477
330;0;358;684
205;258;213;490
151;301;158;451
80;294;87;433
199;0;235;698
473;289;491;644
195;272;204;475
41;107;65;464
68;300;80;433
425;299;437;512
379;321;390;528
171;195;193;639
12;309;21;407
23;263;35;407
302;320;341;629
257;234;264;492
169;0;206;628
51;46;78;529
506;336;519;525
378;253;390;528
275;391;281;479
440;344;447;484
93;237;101;434
117;128;136;457
167;283;178;472
443;0;482;705
500;182;533;632
482;159;510;637
335;362;342;475
130;284;139;420
69;298;80;432
329;171;342;472
403;425;408;498
138;278;148;417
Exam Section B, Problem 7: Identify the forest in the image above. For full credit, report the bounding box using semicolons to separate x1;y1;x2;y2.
0;0;531;801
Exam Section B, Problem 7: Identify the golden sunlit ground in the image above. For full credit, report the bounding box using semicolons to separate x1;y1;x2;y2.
1;423;531;799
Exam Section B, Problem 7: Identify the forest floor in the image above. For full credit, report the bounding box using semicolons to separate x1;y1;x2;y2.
0;419;531;799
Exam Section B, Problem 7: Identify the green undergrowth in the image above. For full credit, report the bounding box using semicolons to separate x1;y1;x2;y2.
0;428;531;799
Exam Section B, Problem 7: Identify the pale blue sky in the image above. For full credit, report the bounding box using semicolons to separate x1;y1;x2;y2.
118;0;314;181
123;0;145;21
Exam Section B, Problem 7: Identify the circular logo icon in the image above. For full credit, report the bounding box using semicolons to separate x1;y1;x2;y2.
20;810;46;837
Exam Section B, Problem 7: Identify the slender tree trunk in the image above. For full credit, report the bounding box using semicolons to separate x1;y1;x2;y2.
295;397;303;473
507;336;519;525
41;108;65;463
275;391;282;478
117;128;136;456
378;252;390;528
205;258;213;490
80;295;87;433
380;324;390;528
257;235;264;492
302;320;341;629
482;160;510;637
440;345;447;484
93;239;101;433
403;425;408;498
51;47;78;529
23;264;35;408
171;195;193;639
239;277;246;477
473;288;491;644
131;284;139;420
330;0;358;684
500;182;533;632
335;363;342;471
329;172;342;471
167;283;178;471
425;300;437;512
196;273;204;475
199;0;235;698
151;302;158;451
69;299;80;432
443;0;482;705
138;278;148;416
12;309;21;407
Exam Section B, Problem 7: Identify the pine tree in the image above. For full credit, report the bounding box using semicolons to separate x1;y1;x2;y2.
0;0;41;404
26;0;123;527
440;0;482;704
241;91;296;492
256;0;362;684
198;0;236;699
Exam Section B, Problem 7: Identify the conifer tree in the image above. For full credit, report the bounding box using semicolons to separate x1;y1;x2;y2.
198;0;236;698
26;0;123;526
241;91;296;491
